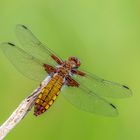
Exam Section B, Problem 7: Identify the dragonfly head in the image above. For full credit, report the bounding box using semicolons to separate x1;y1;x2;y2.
68;56;81;69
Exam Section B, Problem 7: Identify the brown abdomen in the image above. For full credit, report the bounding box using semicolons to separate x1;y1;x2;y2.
34;75;64;116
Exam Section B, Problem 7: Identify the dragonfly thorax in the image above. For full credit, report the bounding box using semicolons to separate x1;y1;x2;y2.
56;57;80;77
56;66;70;78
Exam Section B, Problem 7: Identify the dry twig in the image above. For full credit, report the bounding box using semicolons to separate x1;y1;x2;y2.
0;76;50;140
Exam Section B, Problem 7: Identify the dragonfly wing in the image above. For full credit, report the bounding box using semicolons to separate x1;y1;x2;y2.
15;24;63;66
62;84;118;117
1;42;47;81
73;70;132;98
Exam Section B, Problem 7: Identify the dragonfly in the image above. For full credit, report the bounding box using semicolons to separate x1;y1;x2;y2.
0;25;132;117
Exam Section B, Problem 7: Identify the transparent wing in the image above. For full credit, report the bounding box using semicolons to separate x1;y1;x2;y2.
0;42;47;81
62;84;118;117
15;24;63;66
73;69;132;98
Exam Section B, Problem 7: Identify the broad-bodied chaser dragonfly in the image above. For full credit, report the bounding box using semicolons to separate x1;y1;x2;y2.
1;25;132;117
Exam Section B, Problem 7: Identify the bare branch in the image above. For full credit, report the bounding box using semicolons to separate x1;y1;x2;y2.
0;76;50;140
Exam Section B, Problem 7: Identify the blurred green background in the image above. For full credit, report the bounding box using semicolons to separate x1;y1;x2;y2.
0;0;139;140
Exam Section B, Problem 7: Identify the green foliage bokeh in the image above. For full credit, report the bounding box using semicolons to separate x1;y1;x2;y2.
0;0;139;140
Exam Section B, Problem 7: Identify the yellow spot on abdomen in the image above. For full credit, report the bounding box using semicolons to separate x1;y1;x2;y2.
52;95;57;101
48;100;53;106
45;104;50;109
38;94;42;99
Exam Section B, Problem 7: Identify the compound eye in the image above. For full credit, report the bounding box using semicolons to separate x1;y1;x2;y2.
68;57;80;67
76;60;81;67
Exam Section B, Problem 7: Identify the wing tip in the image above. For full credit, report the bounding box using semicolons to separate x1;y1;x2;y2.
123;85;130;90
7;42;15;46
16;24;28;30
21;25;28;30
110;103;117;109
122;85;133;97
0;42;16;48
109;103;119;117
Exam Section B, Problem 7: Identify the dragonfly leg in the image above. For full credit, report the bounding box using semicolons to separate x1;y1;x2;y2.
51;54;63;65
43;64;56;74
71;69;86;76
65;75;80;87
